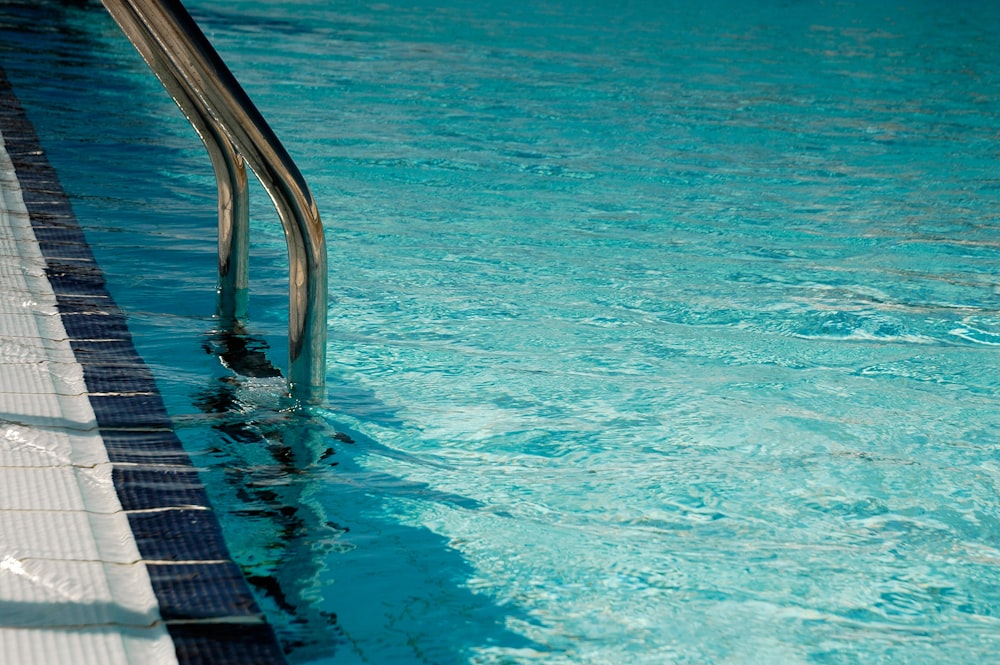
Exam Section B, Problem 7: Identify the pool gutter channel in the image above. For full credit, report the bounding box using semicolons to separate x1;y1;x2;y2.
0;66;288;664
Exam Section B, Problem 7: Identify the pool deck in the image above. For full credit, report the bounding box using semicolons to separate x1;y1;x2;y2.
0;68;286;664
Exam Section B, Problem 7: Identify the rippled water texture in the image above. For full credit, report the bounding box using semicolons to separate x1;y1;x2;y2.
4;0;1000;663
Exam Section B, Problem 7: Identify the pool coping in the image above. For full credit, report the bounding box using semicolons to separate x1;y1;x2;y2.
0;64;288;664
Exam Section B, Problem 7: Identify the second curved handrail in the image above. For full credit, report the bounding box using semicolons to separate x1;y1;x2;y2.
101;0;327;403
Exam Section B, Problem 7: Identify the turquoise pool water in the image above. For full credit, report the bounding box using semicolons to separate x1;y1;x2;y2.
4;0;1000;663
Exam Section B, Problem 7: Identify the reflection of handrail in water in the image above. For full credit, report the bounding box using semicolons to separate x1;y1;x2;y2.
100;0;327;402
193;334;342;660
195;325;541;661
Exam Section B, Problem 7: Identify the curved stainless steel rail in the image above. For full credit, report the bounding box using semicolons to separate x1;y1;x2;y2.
101;0;327;403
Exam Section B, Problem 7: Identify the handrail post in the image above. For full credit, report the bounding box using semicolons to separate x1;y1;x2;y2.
215;139;250;323
101;0;327;402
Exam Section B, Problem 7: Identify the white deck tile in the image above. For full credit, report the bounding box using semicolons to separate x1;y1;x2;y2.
0;464;121;513
0;259;50;292
0;295;58;317
0;559;160;627
0;424;108;468
0;334;73;364
0;511;141;564
0;361;86;396
0;390;98;432
0;627;177;665
0;310;70;343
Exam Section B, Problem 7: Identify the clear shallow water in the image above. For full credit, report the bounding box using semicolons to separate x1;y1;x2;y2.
4;0;1000;663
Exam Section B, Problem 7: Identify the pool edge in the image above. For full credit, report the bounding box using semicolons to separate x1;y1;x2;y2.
0;63;289;665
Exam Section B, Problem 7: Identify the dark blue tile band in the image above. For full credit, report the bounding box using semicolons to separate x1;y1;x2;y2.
147;562;264;620
68;338;146;365
101;430;193;466
88;393;175;429
168;623;292;665
0;64;288;665
113;467;213;511
127;509;232;562
79;361;159;395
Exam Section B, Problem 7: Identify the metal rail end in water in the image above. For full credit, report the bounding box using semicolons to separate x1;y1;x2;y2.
101;0;328;403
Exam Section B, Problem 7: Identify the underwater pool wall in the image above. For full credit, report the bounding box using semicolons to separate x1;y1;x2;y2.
0;64;288;665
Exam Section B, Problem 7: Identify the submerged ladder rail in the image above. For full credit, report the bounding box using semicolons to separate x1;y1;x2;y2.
100;0;327;402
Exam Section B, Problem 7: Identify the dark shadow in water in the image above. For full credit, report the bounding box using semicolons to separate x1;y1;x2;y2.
197;324;540;663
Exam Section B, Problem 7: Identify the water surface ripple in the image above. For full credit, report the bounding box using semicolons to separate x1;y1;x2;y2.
4;0;1000;663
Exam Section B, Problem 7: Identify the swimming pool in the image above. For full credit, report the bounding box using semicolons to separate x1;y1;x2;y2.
4;0;1000;662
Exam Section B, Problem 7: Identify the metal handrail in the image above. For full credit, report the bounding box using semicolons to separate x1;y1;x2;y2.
101;0;327;403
